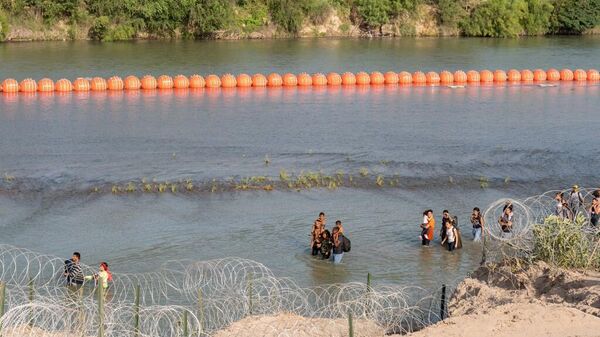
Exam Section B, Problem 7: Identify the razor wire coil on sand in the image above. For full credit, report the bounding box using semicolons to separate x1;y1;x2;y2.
0;188;597;336
0;246;445;337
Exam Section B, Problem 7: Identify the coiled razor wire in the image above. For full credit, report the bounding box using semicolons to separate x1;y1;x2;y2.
0;245;448;337
0;187;597;336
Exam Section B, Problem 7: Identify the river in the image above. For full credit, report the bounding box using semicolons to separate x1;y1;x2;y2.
0;37;599;289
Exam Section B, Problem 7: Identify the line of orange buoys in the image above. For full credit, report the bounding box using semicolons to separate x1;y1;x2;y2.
1;69;599;94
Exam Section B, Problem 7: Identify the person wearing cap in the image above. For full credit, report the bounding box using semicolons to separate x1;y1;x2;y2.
568;185;584;217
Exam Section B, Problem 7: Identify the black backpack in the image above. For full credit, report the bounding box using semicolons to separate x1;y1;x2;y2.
342;236;351;252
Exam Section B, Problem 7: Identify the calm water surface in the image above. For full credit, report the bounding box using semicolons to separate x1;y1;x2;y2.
0;38;599;289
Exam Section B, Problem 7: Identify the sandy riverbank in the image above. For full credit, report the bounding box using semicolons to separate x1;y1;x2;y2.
212;261;600;337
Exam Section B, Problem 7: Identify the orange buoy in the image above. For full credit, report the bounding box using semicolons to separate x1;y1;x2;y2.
73;78;90;91
398;71;412;85
282;73;298;86
141;75;157;90
507;69;521;82
341;72;356;85
370;71;385;85
55;79;73;92
173;75;189;89
157;75;174;89
189;75;206;88
2;79;19;93
573;69;586;81
426;71;440;84
205;74;222;88
124;76;141;90
266;73;282;87
38;78;55;92
453;71;467;83
107;76;123;91
533;69;547;81
479;70;493;82
90;77;107;91
327;72;342;86
412;71;426;84
521;69;534;82
236;74;252;87
312;73;327;86
251;73;267;87
439;71;453;84
546;68;560;81
384;71;399;85
355;72;370;85
560;69;573;81
297;73;312;86
493;70;507;82
220;74;236;88
466;70;480;83
19;79;37;93
587;69;600;81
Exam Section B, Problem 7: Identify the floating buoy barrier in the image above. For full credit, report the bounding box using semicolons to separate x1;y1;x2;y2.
2;68;598;95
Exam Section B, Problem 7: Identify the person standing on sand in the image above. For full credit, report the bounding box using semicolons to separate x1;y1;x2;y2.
471;207;484;242
64;252;84;288
420;210;435;246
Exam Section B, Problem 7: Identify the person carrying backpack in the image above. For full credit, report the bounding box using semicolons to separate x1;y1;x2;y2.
331;225;351;264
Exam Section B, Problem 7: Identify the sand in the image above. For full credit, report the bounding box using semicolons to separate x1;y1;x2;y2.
212;313;385;337
211;261;600;337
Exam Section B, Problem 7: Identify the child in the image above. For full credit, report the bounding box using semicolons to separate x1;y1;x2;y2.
441;221;458;252
85;262;112;290
419;209;434;246
320;230;332;260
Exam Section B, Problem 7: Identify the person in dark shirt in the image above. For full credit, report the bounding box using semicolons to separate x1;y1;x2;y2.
64;252;84;287
332;227;347;263
320;230;332;260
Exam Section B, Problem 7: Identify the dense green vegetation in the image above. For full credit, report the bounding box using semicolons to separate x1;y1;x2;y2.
0;0;598;41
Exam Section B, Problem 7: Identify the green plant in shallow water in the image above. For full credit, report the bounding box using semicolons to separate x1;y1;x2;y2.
375;175;384;187
359;167;369;177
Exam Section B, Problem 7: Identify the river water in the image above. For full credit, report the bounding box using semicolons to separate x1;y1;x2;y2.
0;37;599;290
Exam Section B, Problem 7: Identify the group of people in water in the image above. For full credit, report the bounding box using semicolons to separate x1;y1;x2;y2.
419;208;484;251
310;212;351;263
555;185;600;227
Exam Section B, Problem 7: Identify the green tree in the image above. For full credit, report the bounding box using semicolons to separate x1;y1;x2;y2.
189;0;234;37
355;0;390;29
437;0;467;27
268;0;304;33
521;0;553;35
551;0;600;34
0;8;8;41
460;0;528;37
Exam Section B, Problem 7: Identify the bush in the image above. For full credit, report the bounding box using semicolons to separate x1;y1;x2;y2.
0;9;8;41
106;22;136;41
521;0;553;35
189;0;234;37
460;0;528;37
88;15;110;40
438;0;467;27
550;0;600;34
355;0;390;28
532;215;599;270
268;0;304;33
